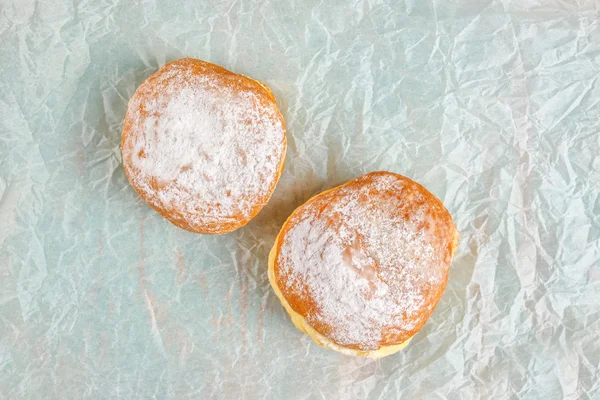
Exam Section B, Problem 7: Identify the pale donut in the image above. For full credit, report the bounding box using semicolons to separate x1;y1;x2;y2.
122;58;287;234
269;171;459;358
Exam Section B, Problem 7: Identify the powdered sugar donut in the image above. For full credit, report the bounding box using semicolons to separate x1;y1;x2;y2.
122;58;286;234
268;171;458;358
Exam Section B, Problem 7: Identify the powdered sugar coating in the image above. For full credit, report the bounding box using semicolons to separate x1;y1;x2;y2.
122;59;286;233
274;172;457;351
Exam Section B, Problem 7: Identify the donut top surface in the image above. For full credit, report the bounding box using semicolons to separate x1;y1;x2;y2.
273;172;457;351
122;58;286;233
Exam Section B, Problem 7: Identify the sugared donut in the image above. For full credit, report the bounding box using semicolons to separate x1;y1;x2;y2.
268;171;458;358
122;58;286;234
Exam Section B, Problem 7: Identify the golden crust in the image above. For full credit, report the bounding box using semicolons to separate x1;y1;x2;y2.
121;58;287;234
269;171;459;357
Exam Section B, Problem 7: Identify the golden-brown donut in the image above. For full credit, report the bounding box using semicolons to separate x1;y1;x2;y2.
269;171;459;358
122;58;287;234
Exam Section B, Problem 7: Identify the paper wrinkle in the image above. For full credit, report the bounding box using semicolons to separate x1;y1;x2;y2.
0;0;599;398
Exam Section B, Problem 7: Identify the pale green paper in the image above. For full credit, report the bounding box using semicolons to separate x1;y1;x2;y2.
0;0;599;398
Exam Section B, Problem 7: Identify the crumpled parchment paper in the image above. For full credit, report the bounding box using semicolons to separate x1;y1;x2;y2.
1;0;599;398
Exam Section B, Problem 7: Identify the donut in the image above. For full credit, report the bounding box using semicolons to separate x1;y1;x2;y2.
268;171;458;358
122;58;287;234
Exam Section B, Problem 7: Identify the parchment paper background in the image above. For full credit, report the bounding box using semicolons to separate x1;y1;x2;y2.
1;0;599;398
